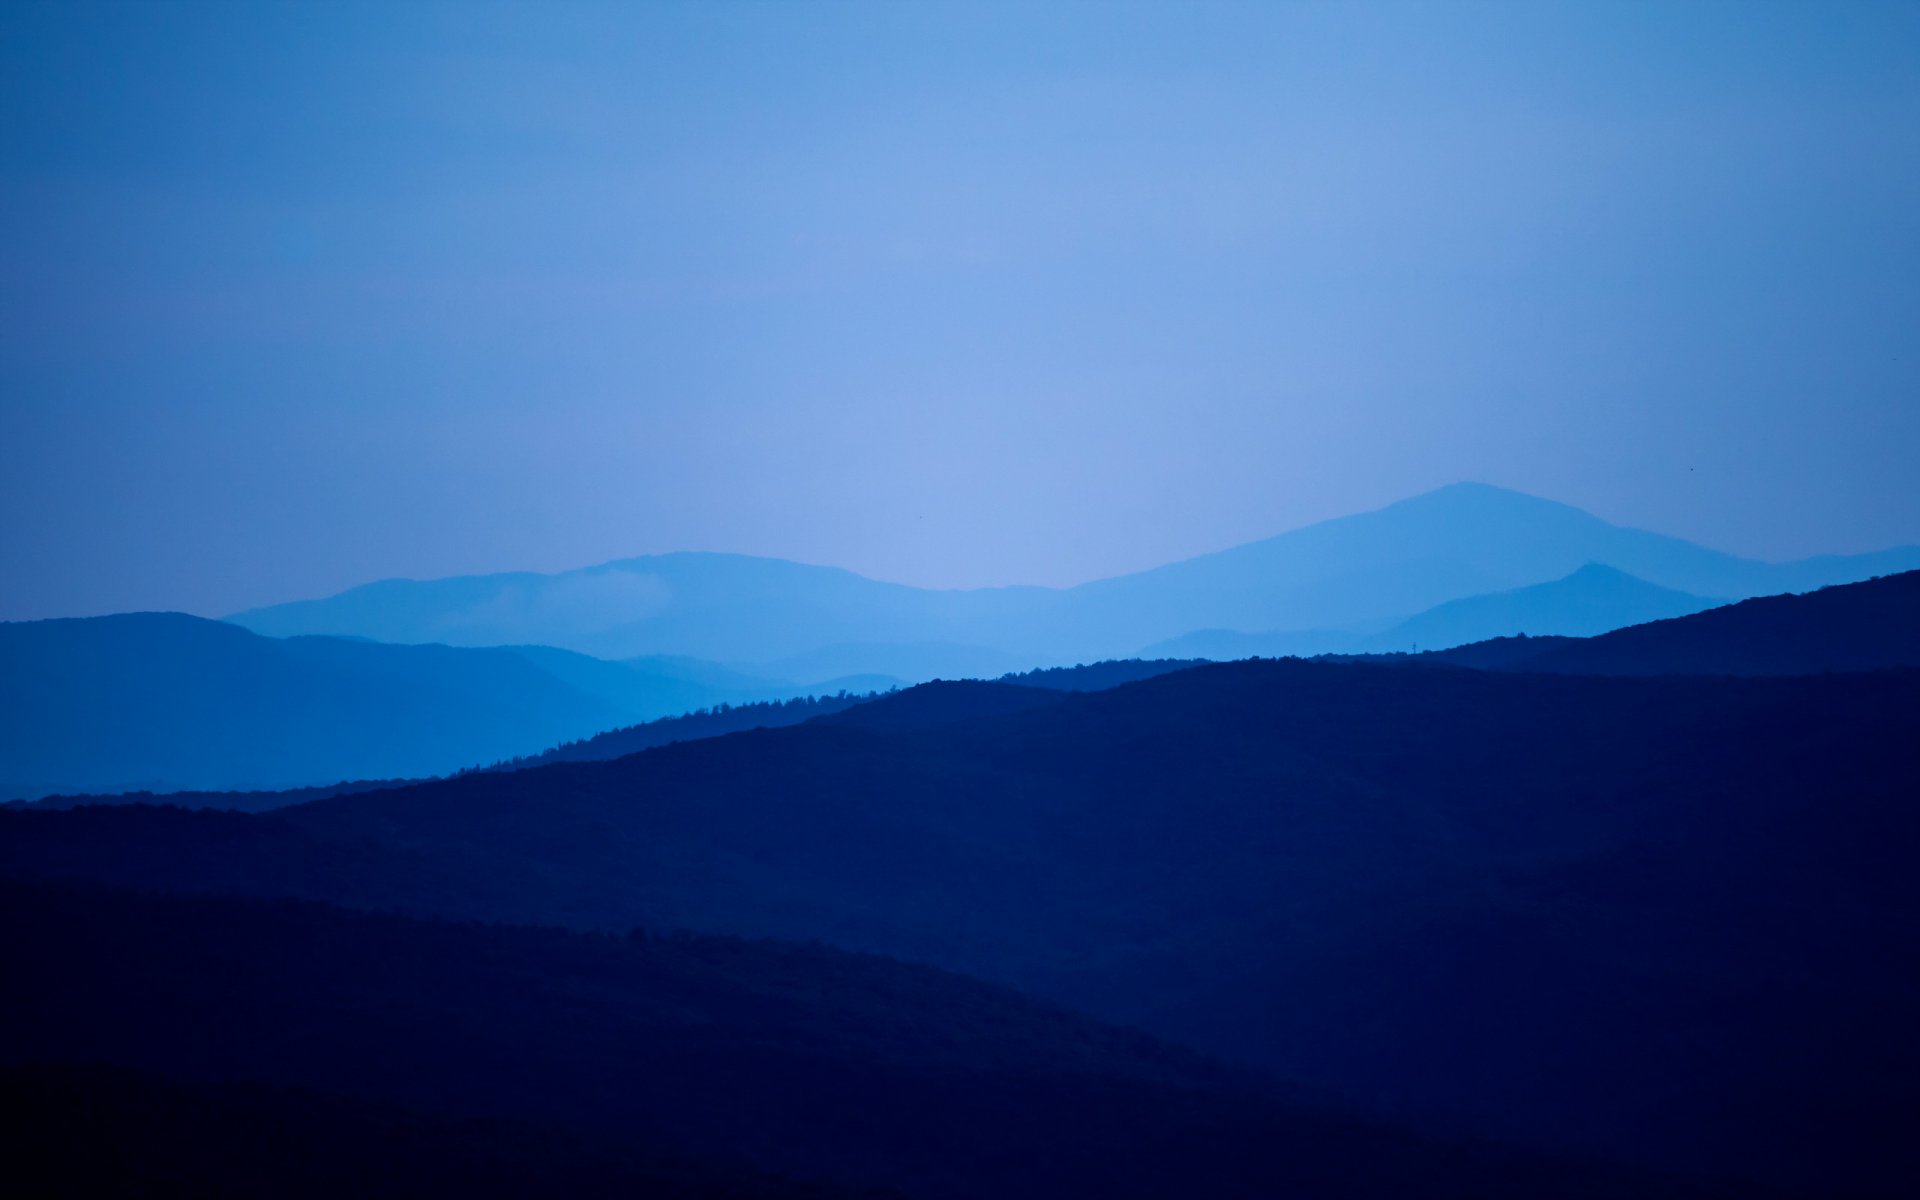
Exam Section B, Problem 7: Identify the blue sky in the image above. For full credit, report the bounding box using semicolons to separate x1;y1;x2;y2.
3;0;1918;619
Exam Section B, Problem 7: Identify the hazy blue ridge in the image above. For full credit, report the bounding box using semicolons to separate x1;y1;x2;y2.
1357;563;1721;653
0;613;646;799
226;484;1920;669
1141;565;1716;659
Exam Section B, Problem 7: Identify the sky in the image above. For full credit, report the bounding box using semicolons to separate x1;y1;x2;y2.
3;0;1918;620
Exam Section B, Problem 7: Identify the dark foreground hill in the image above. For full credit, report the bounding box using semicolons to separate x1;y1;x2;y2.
1;1062;877;1200
1381;569;1920;676
5;660;1915;1192
0;880;1711;1200
1493;568;1920;675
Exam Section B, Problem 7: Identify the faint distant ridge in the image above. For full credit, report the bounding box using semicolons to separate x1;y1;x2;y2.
224;481;1920;669
1488;568;1920;676
0;612;633;800
1362;563;1720;652
1149;562;1721;660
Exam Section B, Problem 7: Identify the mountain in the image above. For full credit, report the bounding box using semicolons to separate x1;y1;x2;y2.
0;613;638;799
498;644;881;719
1;657;1201;812
226;483;1920;668
495;644;773;719
995;657;1205;691
1410;633;1583;670
1431;570;1920;676
0;611;915;801
1359;564;1720;653
1106;564;1723;660
1135;627;1362;660
7;660;1915;1192
0;879;1713;1200
741;640;1039;686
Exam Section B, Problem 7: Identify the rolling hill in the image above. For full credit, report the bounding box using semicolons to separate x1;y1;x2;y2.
0;879;1710;1200
1483;569;1920;676
2;657;1200;812
0;612;876;800
6;658;1915;1192
1360;563;1720;651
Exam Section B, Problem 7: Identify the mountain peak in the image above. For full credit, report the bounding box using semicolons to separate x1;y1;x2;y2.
1385;481;1592;517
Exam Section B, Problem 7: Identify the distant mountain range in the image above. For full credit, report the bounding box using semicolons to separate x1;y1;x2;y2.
1148;562;1722;658
0;613;884;799
229;483;1920;673
10;555;1915;803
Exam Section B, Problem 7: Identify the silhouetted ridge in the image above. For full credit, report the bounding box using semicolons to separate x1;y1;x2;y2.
6;659;1207;813
0;880;1710;1200
494;690;884;771
1380;569;1920;676
818;680;1066;733
995;658;1205;690
1509;569;1920;675
5;659;1914;1191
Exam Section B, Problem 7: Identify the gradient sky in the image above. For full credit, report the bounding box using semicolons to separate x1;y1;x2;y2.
3;0;1918;620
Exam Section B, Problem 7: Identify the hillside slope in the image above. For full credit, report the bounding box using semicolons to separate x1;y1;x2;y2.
0;614;634;798
1505;569;1920;676
1361;563;1719;652
0;881;1707;1200
5;661;1915;1190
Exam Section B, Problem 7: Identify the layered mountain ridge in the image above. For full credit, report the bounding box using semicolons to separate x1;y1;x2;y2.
229;483;1920;669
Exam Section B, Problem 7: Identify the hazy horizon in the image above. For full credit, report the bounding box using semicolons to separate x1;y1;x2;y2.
44;478;1920;623
6;1;1919;620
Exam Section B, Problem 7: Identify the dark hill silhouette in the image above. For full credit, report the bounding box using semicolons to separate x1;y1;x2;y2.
816;680;1066;733
3;1062;874;1200
0;880;1715;1200
489;690;885;773
5;776;420;816
5;658;1205;814
994;657;1204;690
1495;569;1920;675
1406;632;1582;668
227;483;1920;667
4;661;1915;1191
520;661;1202;771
